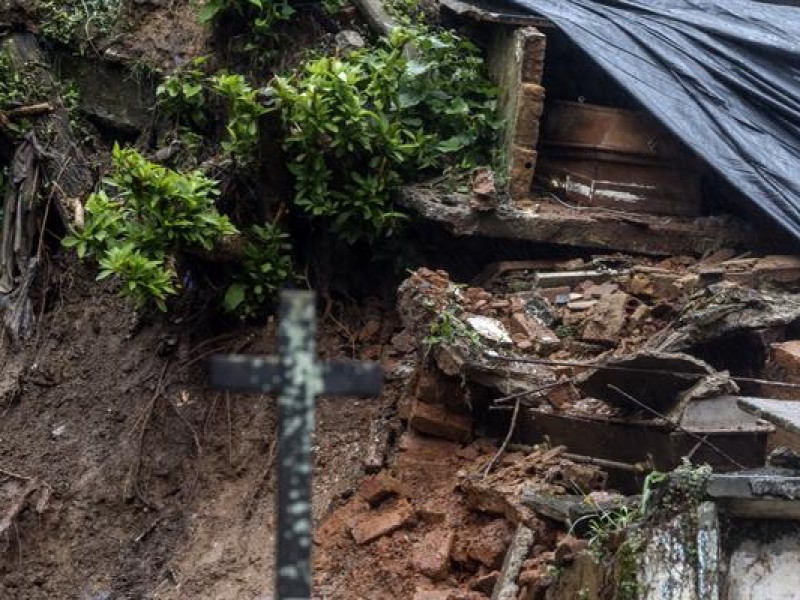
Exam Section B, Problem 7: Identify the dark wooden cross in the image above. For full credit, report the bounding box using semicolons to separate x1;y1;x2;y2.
210;290;382;600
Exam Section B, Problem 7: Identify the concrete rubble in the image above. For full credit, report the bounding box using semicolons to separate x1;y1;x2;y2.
318;249;800;598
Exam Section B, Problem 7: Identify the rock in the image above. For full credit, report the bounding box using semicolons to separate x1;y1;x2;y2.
508;313;560;351
412;528;455;580
335;29;366;53
566;300;597;311
544;381;579;408
410;400;473;443
391;330;417;353
466;316;512;345
626;272;654;296
470;167;498;212
582;282;619;298
358;471;409;506
466;519;514;569
580;292;633;345
553;534;588;564
350;499;416;545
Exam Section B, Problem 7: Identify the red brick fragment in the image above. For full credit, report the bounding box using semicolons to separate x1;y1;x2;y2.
412;528;455;580
350;499;415;545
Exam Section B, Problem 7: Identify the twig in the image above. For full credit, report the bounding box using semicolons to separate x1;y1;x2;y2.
5;103;53;120
492;380;565;405
561;452;651;474
488;353;800;390
166;397;201;458
0;479;39;538
0;467;33;481
483;399;521;478
125;362;170;502
607;384;745;469
244;437;278;518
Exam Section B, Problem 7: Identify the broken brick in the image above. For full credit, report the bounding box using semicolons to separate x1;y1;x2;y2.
409;400;473;443
466;519;514;569
350;499;416;545
772;340;800;380
412;528;455;580
580;292;631;345
508;312;560;352
544;381;580;409
412;589;450;600
358;471;409;506
416;369;466;408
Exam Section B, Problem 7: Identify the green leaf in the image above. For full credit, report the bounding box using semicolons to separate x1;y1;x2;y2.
224;283;246;312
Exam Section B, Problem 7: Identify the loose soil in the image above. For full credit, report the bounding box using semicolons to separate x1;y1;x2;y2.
0;256;411;599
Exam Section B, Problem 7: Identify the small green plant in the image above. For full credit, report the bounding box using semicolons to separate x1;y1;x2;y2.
157;64;265;165
223;223;293;318
37;0;122;48
199;0;295;38
156;57;210;130
271;26;500;243
210;72;267;160
575;460;712;599
424;305;482;351
0;51;46;136
63;145;238;310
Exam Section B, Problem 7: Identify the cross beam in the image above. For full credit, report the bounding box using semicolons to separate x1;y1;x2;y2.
210;291;382;600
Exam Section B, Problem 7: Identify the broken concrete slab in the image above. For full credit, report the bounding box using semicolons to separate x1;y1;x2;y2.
737;397;800;436
519;490;632;528
399;185;757;256
725;521;800;597
575;351;718;415
648;284;800;352
491;524;534;600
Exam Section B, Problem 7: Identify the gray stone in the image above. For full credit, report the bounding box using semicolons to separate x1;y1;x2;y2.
334;30;365;54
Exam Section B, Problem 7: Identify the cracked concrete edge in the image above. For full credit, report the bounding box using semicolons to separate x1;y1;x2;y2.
491;524;534;600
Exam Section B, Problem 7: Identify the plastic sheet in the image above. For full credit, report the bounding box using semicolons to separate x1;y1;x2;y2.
506;0;800;239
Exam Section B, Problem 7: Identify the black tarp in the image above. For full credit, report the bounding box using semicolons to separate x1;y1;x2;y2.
505;0;800;240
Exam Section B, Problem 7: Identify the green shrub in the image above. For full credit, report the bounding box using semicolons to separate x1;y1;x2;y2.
271;26;501;243
224;223;293;318
199;0;295;38
210;73;267;160
156;64;265;165
63;145;238;310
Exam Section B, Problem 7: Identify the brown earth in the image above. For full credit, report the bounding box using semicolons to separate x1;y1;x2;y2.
0;256;411;599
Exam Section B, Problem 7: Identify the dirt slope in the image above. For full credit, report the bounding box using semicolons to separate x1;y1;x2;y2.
0;257;397;599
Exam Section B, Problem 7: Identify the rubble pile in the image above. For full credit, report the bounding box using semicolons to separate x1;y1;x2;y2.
335;252;800;597
314;430;610;599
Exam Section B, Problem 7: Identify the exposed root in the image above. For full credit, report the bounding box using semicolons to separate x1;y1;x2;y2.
0;471;51;555
483;398;521;478
124;361;171;503
244;436;278;519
